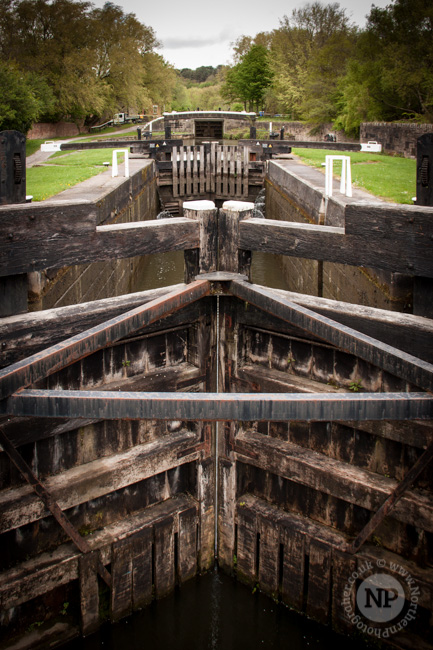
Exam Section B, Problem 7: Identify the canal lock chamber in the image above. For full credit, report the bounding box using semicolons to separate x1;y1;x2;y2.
0;141;432;650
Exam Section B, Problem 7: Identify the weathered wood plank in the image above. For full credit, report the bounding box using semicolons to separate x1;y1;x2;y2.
79;551;100;636
306;539;331;624
172;146;179;197
178;506;198;582
243;147;249;197
0;201;97;240
192;147;199;195
281;526;305;611
0;280;210;400
179;147;185;196
131;526;153;609
331;549;357;634
0;284;199;367
258;513;279;598
236;505;257;585
0;430;199;533
228;147;235;197
154;516;175;598
240;216;433;278
199;145;205;194
186;146;192;196
111;538;133;621
6;389;432;423
230;278;433;391
0;218;200;276
0;496;194;610
235;430;433;533
259;286;433;364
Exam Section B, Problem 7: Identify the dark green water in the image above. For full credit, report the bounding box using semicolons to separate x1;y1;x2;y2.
140;250;289;292
62;568;371;650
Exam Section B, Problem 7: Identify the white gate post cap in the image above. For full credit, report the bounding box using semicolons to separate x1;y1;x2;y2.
183;200;216;210
222;200;255;211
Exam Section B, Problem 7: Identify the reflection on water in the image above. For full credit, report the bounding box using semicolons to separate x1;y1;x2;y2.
62;569;370;650
251;252;288;289
138;250;288;292
139;250;184;290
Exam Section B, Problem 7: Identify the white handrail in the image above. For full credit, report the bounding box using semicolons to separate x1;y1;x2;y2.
112;149;129;178
325;155;352;197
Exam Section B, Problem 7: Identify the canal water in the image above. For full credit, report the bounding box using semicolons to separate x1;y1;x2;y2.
62;567;371;650
140;250;289;291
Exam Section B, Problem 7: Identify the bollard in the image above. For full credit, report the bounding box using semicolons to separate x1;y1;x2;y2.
137;127;142;140
165;125;172;140
0;130;26;205
182;200;217;281
415;133;433;206
250;126;257;139
220;201;255;277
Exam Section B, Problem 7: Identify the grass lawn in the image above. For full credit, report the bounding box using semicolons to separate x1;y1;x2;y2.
27;149;117;201
292;148;416;204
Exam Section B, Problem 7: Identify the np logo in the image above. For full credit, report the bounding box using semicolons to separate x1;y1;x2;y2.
342;559;419;639
356;574;405;622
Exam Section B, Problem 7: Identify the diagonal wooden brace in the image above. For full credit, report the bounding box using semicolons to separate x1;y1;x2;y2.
0;427;112;588
346;438;433;555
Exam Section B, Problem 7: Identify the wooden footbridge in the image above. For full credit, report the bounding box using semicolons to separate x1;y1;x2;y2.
1;139;433;649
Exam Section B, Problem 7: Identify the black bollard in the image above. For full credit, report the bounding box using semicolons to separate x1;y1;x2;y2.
165;125;172;140
250;126;257;139
280;127;285;140
416;133;433;206
137;127;142;140
0;130;26;205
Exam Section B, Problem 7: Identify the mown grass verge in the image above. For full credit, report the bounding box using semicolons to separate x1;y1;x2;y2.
27;149;117;201
292;148;416;204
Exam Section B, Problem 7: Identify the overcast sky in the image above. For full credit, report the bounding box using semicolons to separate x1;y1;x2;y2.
93;0;391;69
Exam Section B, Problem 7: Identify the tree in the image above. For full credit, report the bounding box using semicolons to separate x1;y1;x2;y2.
335;0;433;132
0;60;55;132
269;2;357;120
222;44;273;111
0;0;163;123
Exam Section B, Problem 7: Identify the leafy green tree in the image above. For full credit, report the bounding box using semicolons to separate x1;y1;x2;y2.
0;60;55;132
222;44;273;111
0;0;163;124
335;0;433;132
91;2;159;116
269;2;356;120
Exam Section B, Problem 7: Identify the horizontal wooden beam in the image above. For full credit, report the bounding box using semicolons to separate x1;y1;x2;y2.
235;431;433;533
2;389;432;422
0;429;199;534
0;217;199;276
0;284;186;367
0;496;196;609
1;362;205;447
229;278;433;391
259;286;433;364
239;209;433;277
0;280;210;400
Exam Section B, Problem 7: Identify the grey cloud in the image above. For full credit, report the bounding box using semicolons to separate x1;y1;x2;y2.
162;29;234;50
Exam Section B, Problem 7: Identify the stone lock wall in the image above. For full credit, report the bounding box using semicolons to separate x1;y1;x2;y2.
265;160;413;312
360;122;433;158
27;161;159;311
